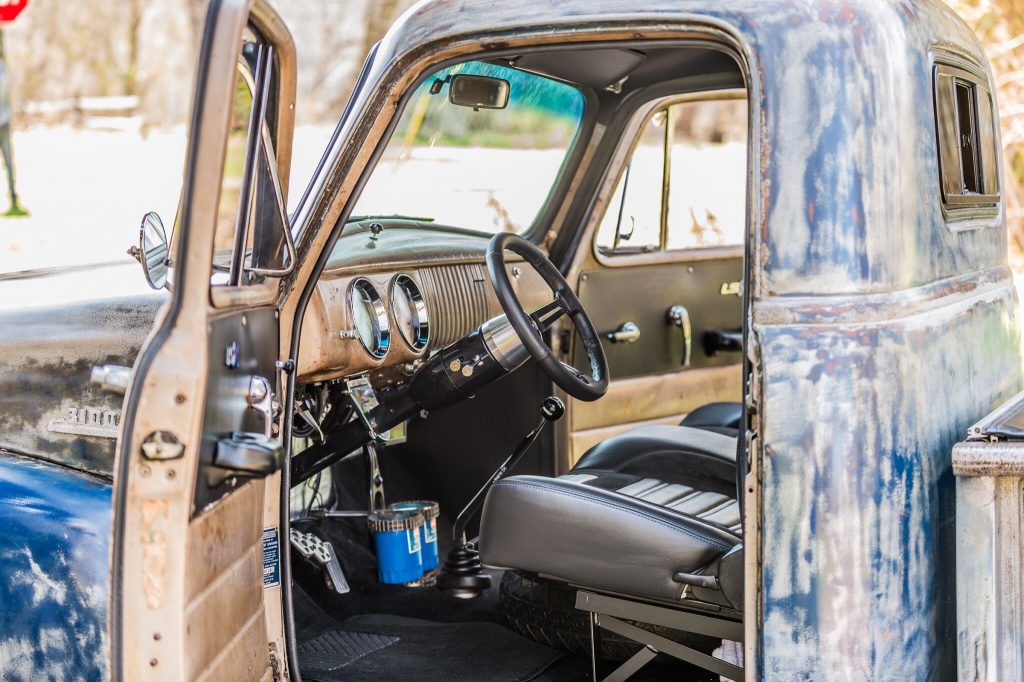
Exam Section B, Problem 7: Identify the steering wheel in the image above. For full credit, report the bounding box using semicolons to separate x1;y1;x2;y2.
485;233;608;402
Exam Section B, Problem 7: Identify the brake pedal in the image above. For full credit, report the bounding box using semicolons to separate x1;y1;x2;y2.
290;529;350;595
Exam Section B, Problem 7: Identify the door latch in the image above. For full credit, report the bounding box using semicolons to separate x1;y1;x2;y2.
667;305;692;367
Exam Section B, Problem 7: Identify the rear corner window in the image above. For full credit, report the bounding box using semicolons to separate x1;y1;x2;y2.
933;63;999;218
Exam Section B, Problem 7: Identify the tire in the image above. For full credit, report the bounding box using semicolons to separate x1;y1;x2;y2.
499;570;721;661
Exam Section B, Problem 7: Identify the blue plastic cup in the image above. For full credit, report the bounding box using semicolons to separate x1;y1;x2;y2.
389;500;440;572
367;509;424;584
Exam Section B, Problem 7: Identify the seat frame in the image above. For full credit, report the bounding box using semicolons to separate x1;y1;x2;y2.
575;590;743;681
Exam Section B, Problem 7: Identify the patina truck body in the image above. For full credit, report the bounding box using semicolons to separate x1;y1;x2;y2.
0;1;1018;680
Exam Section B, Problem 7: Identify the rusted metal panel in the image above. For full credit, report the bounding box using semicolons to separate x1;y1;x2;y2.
0;451;112;679
953;470;1024;681
0;263;164;476
756;285;1019;678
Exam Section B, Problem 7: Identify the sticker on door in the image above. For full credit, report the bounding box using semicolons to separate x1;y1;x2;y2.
263;527;280;588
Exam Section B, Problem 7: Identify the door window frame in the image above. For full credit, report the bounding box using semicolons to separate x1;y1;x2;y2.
590;88;747;267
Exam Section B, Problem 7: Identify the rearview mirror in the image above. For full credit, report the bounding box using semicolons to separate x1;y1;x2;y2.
131;211;169;290
449;74;509;110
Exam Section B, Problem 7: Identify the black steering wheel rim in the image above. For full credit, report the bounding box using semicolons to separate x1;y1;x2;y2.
485;232;608;402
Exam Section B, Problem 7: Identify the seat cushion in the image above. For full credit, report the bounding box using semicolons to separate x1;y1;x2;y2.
480;475;741;603
561;471;742;534
678;401;742;436
573;425;737;497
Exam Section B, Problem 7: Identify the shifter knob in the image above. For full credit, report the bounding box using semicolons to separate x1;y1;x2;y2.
540;396;565;421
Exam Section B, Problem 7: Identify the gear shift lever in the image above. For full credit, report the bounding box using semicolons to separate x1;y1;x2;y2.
437;396;565;598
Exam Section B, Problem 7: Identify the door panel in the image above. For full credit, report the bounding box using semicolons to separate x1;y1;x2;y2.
196;307;280;510
185;482;267;681
566;256;743;465
574;258;743;378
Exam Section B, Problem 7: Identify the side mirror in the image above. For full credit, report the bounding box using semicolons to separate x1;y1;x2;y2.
449;74;509;110
130;211;169;290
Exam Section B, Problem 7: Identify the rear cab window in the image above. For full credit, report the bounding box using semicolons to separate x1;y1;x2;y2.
933;59;1000;224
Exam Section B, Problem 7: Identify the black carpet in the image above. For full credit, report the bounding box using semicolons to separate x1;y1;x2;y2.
298;630;399;675
301;614;561;682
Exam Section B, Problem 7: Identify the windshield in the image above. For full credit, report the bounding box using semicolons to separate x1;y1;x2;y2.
352;60;585;234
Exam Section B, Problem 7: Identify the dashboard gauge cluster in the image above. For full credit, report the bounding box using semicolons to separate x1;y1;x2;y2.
348;278;391;358
390;274;430;352
344;274;431;362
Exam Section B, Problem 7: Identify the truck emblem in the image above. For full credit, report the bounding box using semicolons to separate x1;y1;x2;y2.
720;281;741;296
47;406;119;439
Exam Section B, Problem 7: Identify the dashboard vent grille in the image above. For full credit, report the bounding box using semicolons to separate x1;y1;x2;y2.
418;263;490;347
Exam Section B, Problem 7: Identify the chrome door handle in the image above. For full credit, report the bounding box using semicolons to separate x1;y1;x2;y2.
247;375;276;439
667;305;692;367
606;321;641;344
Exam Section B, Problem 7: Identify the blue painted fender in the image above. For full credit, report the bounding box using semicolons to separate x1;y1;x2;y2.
0;451;111;680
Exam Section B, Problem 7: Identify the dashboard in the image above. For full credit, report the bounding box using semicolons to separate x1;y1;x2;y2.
297;223;549;386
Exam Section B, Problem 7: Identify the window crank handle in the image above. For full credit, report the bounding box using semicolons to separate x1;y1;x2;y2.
605;321;640;344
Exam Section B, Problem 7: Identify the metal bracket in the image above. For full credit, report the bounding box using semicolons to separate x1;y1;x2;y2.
575;590;742;681
365;443;385;511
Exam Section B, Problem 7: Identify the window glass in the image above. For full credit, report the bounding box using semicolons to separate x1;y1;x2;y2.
352;60;585;234
595;110;666;252
211;64;255;284
211;33;292;287
596;96;747;254
666;99;746;249
933;64;999;212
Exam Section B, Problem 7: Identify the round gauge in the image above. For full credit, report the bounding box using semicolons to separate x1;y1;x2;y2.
390;274;430;352
348;278;390;358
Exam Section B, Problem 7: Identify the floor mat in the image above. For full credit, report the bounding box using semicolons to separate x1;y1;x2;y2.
298;630;399;676
299;614;562;682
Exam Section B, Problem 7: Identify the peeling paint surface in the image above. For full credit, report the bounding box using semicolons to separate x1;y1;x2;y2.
0;452;111;681
0;262;164;476
758;288;1019;678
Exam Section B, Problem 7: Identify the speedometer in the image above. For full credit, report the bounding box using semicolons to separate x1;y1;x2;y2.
390;274;429;352
348;278;390;358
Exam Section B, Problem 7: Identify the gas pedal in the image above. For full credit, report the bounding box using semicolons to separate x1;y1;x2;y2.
290;528;350;595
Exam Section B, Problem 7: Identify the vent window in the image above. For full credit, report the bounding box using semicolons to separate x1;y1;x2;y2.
934;63;999;215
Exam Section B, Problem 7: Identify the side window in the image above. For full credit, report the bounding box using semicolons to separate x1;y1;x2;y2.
596;96;747;254
212;64;255;283
933;63;1000;215
211;30;292;287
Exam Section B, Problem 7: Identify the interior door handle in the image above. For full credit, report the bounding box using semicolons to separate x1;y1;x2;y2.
605;321;641;344
210;432;283;485
704;329;743;356
667;305;692;367
247;375;276;438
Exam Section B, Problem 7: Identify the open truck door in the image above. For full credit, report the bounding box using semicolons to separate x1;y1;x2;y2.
110;1;297;678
